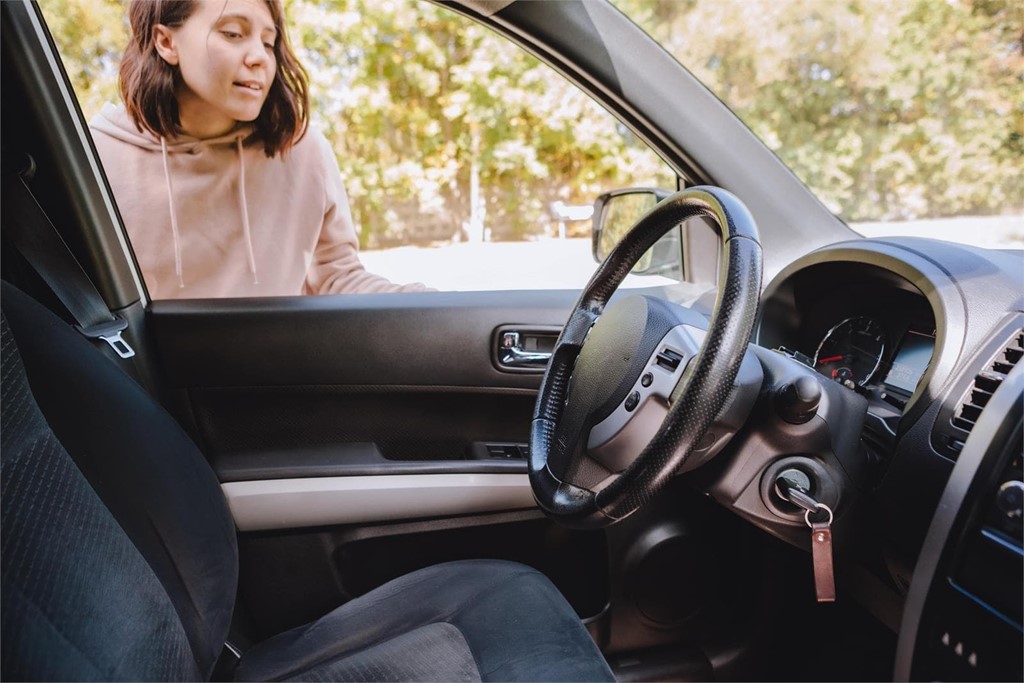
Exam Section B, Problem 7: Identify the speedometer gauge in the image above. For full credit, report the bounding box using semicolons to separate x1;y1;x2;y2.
813;316;886;387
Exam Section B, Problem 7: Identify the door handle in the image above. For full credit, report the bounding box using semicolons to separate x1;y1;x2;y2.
500;332;551;367
494;327;560;372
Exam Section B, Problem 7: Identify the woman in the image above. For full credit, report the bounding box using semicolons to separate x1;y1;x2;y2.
90;0;425;298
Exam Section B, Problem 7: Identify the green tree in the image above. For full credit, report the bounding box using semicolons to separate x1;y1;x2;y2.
289;0;671;247
616;0;1023;221
40;0;127;120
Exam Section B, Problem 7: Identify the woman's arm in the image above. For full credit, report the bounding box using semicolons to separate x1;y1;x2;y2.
303;131;427;295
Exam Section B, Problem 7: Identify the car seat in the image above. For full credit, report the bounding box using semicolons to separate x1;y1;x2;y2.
0;281;614;682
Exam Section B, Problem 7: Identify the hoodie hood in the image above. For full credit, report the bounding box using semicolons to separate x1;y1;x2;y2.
92;102;253;152
92;103;259;288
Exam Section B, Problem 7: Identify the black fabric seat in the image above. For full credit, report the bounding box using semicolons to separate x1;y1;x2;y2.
0;282;614;682
235;560;609;682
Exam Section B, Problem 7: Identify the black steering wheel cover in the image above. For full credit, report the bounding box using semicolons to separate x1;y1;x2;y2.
529;186;763;528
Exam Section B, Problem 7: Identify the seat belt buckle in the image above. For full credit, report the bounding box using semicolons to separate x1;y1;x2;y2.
211;640;244;681
75;317;136;359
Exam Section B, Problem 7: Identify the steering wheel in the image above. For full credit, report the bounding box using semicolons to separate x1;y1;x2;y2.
529;186;762;529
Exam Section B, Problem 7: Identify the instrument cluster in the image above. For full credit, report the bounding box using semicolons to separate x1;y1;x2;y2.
756;262;937;408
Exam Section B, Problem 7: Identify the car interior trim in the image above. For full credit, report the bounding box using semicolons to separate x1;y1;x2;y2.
893;359;1023;680
221;473;537;531
457;0;515;17
213;443;531;483
758;241;968;426
7;1;147;308
150;290;580;390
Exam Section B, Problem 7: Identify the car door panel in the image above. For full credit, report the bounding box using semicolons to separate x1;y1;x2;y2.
149;290;575;488
147;289;582;537
145;289;615;638
149;290;574;388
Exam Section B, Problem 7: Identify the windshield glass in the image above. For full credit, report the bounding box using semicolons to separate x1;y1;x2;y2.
615;0;1023;249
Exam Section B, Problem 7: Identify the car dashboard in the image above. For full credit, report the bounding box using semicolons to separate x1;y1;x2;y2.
757;260;937;443
751;235;1023;681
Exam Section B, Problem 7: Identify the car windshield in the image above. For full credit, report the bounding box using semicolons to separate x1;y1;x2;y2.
614;0;1024;249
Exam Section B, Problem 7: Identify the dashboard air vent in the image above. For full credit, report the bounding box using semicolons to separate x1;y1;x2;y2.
952;330;1024;435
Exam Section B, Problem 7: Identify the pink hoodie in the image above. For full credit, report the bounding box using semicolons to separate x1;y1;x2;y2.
89;103;425;298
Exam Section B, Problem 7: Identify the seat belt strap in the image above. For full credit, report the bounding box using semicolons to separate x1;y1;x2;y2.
4;169;135;359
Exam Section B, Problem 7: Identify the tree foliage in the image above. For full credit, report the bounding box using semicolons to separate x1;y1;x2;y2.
43;0;1022;246
617;0;1023;221
41;0;127;119
288;0;673;246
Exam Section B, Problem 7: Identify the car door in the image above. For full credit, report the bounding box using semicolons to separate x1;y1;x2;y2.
13;0;714;642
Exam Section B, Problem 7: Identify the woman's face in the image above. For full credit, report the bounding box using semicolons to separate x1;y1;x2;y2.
155;0;278;138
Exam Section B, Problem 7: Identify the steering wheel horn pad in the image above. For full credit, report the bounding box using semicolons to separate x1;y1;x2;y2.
529;186;763;529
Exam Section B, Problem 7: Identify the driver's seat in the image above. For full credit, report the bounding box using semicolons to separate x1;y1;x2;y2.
0;282;614;682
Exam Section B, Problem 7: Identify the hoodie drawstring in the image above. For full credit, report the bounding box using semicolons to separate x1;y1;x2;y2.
237;137;259;285
160;138;185;288
158;136;259;288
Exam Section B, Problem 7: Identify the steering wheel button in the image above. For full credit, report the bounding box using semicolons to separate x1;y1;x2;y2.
624;391;641;412
641;372;653;387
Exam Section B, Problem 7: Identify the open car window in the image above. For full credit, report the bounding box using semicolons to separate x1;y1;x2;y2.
42;0;684;296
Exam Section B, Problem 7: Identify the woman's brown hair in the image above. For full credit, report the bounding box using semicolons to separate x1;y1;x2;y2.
119;0;309;156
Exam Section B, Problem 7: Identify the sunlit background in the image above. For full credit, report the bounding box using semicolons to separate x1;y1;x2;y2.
44;0;1023;290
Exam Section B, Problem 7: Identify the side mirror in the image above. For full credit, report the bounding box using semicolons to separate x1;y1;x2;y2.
592;188;680;277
